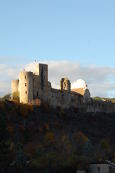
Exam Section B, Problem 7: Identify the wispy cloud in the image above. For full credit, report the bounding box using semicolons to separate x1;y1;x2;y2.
0;60;115;97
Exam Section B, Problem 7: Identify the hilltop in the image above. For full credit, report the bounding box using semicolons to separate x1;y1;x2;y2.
0;100;115;171
94;96;115;103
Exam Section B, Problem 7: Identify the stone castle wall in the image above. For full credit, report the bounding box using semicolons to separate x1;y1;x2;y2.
86;100;115;113
47;89;83;109
11;80;19;93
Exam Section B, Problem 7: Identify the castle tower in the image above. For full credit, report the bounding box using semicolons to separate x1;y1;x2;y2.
11;79;19;99
39;64;48;90
60;78;71;91
19;71;33;104
34;63;48;90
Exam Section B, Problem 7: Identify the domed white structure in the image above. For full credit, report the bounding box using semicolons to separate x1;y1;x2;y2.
72;79;90;103
72;79;88;90
25;61;40;75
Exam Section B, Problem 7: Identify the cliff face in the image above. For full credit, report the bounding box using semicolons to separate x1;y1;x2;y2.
1;100;115;169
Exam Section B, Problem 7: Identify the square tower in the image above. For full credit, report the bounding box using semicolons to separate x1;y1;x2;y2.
35;63;48;90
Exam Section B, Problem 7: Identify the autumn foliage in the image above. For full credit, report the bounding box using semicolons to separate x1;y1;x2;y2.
73;131;89;145
44;132;55;144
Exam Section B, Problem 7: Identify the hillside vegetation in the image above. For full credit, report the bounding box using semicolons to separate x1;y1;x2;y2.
0;100;115;172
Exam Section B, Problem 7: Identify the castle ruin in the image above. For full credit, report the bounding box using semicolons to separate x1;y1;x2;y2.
11;62;115;113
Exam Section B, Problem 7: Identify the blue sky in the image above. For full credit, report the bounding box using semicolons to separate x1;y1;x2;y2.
0;0;115;66
1;0;115;97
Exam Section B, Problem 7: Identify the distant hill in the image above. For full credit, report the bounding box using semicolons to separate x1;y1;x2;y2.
0;100;115;171
93;96;115;103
